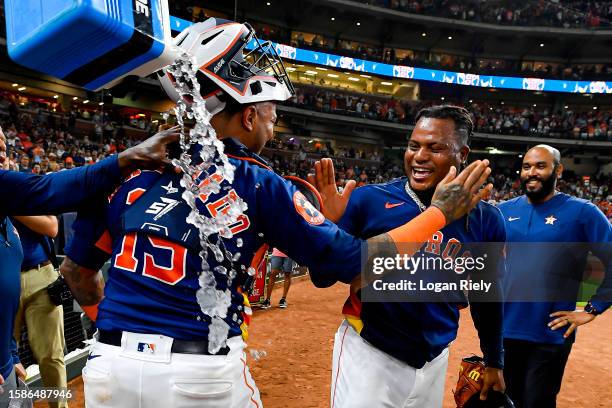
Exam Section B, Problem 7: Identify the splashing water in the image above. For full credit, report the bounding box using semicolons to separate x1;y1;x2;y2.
249;349;268;361
166;53;248;354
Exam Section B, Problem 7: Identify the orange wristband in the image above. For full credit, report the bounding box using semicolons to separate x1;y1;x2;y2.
387;206;447;255
81;304;99;322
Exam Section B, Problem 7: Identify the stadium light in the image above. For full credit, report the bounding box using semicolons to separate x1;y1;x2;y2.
448;36;453;40
539;43;544;47
99;102;104;106
518;155;523;158
17;87;26;91
11;83;18;87
331;17;335;21
421;33;426;37
441;97;445;100
380;82;393;86
83;100;89;104
469;99;473;103
327;74;339;78
356;22;361;26
266;2;271;5
533;104;537;107
564;105;568;109
516;171;519;174
593;106;598;110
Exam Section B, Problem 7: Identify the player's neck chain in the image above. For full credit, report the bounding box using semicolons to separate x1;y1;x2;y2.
404;180;427;212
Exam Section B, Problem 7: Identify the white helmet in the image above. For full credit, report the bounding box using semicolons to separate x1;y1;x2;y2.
159;18;294;114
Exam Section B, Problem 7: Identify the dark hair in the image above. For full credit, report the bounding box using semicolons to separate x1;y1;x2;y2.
415;105;473;146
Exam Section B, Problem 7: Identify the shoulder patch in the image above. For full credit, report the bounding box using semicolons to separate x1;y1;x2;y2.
293;191;325;225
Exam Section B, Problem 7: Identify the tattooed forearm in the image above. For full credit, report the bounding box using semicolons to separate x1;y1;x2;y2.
60;257;104;305
431;184;471;223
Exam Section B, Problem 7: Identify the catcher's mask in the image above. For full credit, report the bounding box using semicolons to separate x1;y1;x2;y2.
159;17;294;116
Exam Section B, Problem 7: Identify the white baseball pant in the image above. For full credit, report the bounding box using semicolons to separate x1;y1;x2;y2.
330;320;449;408
83;332;261;408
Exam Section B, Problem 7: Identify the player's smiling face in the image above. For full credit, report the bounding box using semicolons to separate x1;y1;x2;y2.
520;147;561;200
404;117;467;191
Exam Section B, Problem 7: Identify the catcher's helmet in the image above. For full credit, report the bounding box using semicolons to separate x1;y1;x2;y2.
159;17;294;115
463;391;515;408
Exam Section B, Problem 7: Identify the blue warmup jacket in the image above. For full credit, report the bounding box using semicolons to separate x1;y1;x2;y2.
499;193;612;344
0;157;121;380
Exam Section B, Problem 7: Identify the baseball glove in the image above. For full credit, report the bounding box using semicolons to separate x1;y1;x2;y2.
454;355;487;408
453;355;515;408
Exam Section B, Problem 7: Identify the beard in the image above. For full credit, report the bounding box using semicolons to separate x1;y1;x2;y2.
521;169;557;201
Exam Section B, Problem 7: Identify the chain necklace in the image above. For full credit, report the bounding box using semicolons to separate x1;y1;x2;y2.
404;179;427;212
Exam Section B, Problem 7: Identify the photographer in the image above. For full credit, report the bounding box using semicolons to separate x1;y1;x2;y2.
11;216;66;408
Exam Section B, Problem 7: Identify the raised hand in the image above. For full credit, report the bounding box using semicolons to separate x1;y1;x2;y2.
308;158;356;223
431;159;492;225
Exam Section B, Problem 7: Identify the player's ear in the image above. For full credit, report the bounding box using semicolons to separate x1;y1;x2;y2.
555;163;564;178
241;105;257;132
459;145;470;169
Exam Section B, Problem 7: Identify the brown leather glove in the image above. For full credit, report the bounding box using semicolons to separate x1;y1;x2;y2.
453;355;486;408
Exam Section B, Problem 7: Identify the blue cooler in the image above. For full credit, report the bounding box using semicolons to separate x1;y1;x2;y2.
5;0;177;91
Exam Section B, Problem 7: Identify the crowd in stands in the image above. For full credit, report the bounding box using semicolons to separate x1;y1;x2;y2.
469;103;612;140
290;86;612;141
359;0;612;29
288;87;412;124
169;2;612;81
2;89;609;218
0;93;139;174
291;33;611;81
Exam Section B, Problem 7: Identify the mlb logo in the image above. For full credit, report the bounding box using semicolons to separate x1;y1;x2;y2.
393;65;414;79
522;77;545;91
137;342;156;354
275;44;296;60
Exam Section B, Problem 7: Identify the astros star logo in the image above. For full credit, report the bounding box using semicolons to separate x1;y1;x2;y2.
545;215;557;225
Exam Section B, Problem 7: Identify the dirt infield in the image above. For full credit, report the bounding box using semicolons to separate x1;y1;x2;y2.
39;277;612;408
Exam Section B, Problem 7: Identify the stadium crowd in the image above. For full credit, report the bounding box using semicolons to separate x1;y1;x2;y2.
169;1;611;81
290;86;612;141
2;89;609;219
359;0;612;28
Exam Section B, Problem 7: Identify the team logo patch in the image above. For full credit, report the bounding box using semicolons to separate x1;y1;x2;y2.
293;191;325;225
137;342;156;353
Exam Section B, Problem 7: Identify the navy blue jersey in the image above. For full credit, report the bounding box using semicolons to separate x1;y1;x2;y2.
0;156;121;381
337;177;506;369
66;138;365;342
499;193;612;344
